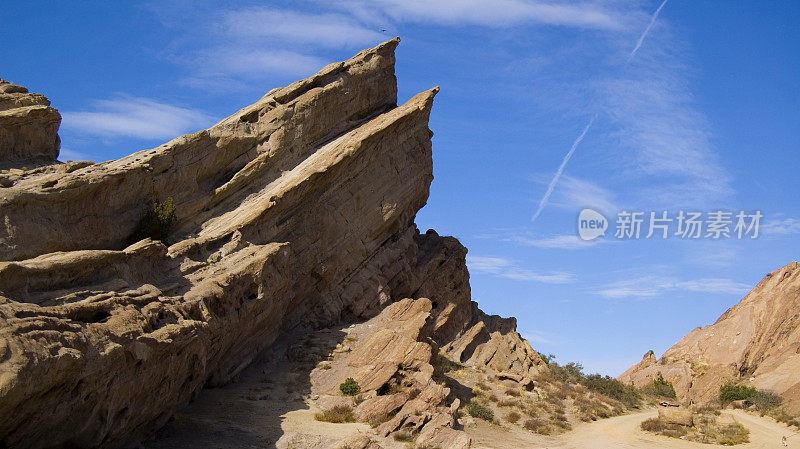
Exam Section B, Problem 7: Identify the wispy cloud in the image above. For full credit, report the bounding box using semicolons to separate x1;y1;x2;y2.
61;96;216;140
547;174;618;216
341;0;623;30
467;255;576;284
523;331;558;346
223;8;385;48
598;10;732;208
58;147;95;162
596;275;751;299
508;234;604;250
761;218;800;236
193;48;329;79
532;114;597;221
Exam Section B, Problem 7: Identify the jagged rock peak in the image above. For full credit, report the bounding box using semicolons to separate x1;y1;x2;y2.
0;78;60;168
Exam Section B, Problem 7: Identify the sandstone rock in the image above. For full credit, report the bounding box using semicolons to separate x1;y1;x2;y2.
0;38;441;448
1;38;544;449
330;435;383;449
620;262;800;412
0;79;60;167
658;407;694;426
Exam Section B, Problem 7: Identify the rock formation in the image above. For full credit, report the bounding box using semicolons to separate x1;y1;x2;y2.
0;79;61;169
619;262;800;412
0;39;544;449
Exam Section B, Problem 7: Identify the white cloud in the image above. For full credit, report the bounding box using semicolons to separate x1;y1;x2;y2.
509;234;603;250
549;175;618;216
195;48;330;79
761;218;800;236
58;148;95;162
599;13;733;209
341;0;622;30
676;278;752;295
596;275;751;299
523;332;557;346
467;255;576;283
61;97;216;140
223;8;385;48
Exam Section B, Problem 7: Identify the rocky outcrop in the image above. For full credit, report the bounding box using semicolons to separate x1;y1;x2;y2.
0;79;61;168
0;39;543;449
619;262;800;412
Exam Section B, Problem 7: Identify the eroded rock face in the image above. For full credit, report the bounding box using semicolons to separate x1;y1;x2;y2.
0;79;61;168
619;262;800;412
0;39;543;449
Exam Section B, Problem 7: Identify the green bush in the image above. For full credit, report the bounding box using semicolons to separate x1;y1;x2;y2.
548;361;585;384
641;372;677;399
339;377;360;396
466;401;494;421
133;197;176;243
582;374;641;408
719;384;758;404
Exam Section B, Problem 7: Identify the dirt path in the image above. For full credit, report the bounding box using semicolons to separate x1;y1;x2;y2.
562;409;800;449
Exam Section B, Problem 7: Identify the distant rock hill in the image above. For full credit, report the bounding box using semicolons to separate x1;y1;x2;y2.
619;262;800;413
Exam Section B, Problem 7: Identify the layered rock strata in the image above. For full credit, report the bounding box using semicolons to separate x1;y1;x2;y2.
0;39;543;449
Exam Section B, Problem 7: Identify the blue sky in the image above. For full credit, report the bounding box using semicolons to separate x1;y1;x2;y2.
3;1;799;376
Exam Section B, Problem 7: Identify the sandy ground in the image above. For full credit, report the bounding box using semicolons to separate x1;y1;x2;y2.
559;409;800;449
465;409;800;449
141;326;799;449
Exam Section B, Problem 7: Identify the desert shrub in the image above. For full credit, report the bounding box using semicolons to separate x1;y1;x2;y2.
498;398;519;407
431;349;462;381
717;424;750;445
487;392;499;402
339;377;360;396
751;390;782;412
641;372;677;399
548;361;585;384
315;405;355;423
467;401;494;421
133;198;176;243
641;417;666;432
769;409;800;428
581;374;640;408
719;384;758;404
523;418;551;435
505;388;521;397
504;410;521;423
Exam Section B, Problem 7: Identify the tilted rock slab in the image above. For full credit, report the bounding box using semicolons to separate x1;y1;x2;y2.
0;39;545;448
0;39;437;448
619;261;800;412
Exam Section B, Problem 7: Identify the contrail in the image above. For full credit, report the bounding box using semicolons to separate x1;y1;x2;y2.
531;1;668;222
531;114;597;221
627;0;669;63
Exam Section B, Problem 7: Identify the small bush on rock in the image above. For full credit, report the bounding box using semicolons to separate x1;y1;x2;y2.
133;197;176;243
339;377;360;396
641;372;677;399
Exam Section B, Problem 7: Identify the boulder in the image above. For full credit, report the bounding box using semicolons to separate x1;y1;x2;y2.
658;407;694;426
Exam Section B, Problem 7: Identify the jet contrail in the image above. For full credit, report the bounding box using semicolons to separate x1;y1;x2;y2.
531;114;597;221
628;0;669;63
531;1;668;222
